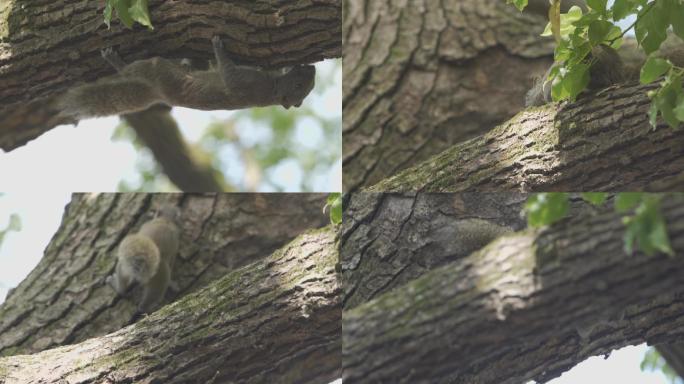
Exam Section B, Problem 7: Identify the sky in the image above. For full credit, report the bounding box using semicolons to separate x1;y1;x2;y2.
0;60;342;193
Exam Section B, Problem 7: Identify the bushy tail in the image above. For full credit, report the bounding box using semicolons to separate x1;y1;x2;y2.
58;77;161;119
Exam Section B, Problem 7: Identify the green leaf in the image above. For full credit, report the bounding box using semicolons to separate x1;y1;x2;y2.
623;196;674;256
129;0;153;29
635;2;669;54
587;0;608;13
325;193;342;225
671;0;684;41
507;0;528;12
525;193;570;227
581;193;608;206
588;20;614;44
640;56;671;84
654;73;684;129
542;5;583;38
104;1;114;28
114;0;134;28
612;0;635;21
552;62;590;101
615;192;643;213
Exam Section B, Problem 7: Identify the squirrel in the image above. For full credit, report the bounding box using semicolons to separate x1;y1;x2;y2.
525;36;684;107
107;205;181;313
58;36;316;119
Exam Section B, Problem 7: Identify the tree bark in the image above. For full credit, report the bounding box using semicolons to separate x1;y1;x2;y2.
0;0;341;151
123;105;227;192
0;193;329;357
342;0;557;192
0;225;340;384
366;82;684;192
342;194;684;383
340;192;529;309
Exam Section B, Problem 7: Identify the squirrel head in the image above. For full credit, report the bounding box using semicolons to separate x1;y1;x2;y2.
277;65;316;109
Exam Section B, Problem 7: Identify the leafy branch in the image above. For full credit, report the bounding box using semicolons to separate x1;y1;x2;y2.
509;0;684;129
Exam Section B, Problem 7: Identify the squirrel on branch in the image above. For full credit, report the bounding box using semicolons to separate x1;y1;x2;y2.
58;36;316;119
107;205;181;313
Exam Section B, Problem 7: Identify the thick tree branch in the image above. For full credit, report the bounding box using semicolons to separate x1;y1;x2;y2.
0;0;341;151
367;82;684;192
123;106;227;192
343;195;684;383
342;0;557;192
0;193;329;356
0;226;340;384
340;192;529;309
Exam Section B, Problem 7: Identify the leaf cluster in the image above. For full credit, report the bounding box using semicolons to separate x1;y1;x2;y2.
104;0;153;30
525;192;675;257
509;0;684;128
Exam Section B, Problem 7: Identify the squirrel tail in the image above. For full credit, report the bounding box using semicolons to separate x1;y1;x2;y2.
118;234;161;284
58;77;161;119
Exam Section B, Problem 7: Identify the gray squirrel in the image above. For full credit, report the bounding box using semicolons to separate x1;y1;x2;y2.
525;30;684;106
107;205;180;313
58;36;316;119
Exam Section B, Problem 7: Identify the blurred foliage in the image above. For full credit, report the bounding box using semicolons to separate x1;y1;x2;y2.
113;59;341;192
324;193;342;225
525;192;676;257
104;0;153;30
0;194;21;251
642;347;681;384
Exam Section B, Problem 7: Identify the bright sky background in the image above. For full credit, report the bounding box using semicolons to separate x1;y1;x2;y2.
0;60;341;193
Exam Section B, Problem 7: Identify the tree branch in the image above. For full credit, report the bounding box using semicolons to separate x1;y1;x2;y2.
0;226;340;384
0;193;329;356
0;0;341;151
343;195;684;383
367;82;684;192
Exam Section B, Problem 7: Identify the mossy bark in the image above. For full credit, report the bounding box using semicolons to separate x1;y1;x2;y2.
342;0;556;192
342;193;684;383
0;193;329;358
0;0;341;151
367;85;684;192
0;224;340;384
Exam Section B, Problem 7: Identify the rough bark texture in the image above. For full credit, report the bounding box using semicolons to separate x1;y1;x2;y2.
367;82;684;192
124;105;227;192
342;194;684;383
0;193;329;357
0;0;341;151
340;192;528;309
342;0;558;192
0;226;340;384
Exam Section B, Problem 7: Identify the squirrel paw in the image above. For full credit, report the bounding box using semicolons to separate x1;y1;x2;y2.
101;47;126;71
211;35;224;50
101;47;116;59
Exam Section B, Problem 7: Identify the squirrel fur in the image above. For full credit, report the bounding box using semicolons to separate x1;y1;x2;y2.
58;36;316;119
525;35;684;107
108;205;181;313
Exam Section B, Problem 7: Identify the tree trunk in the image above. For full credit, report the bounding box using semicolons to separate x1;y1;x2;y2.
342;0;556;191
366;83;684;192
342;194;684;383
0;193;329;357
0;0;342;151
0;225;340;384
